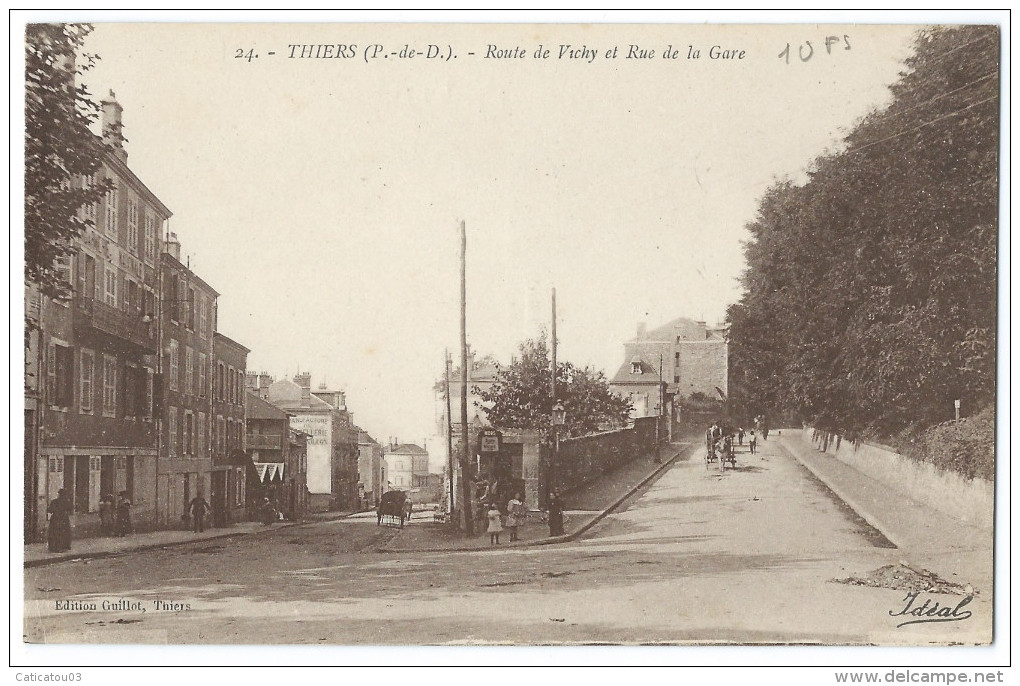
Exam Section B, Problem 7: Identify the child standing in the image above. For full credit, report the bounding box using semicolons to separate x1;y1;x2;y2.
487;504;503;545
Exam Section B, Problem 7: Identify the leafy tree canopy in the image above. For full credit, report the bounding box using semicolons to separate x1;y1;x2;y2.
727;25;998;441
25;23;112;300
477;334;632;438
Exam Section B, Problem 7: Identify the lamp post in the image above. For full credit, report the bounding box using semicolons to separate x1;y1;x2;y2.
549;400;566;536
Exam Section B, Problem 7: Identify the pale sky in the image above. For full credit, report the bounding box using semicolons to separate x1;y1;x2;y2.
56;19;922;447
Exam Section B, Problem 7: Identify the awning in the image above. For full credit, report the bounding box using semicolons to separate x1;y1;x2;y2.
253;462;285;483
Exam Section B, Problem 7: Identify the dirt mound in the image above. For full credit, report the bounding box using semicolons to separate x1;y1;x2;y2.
834;562;972;595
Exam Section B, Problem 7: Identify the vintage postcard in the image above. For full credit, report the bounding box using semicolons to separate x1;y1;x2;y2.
15;13;1006;671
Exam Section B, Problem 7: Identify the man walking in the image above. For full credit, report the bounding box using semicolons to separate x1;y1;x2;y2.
189;491;211;534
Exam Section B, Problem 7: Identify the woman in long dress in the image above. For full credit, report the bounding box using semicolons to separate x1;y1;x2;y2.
47;489;72;552
506;493;526;542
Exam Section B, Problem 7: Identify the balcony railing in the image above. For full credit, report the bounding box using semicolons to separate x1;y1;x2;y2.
246;433;284;450
75;297;156;352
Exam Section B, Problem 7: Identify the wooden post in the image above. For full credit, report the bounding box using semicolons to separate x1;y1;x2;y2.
445;349;454;514
458;221;473;534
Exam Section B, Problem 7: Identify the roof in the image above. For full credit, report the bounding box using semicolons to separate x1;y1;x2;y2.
610;357;664;385
214;331;251;354
636;317;726;342
265;378;335;412
386;443;427;456
245;391;289;420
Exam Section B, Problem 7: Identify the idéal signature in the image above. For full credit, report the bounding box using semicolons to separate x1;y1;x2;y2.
889;592;973;628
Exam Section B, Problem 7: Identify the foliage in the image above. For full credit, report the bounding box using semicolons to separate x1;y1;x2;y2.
900;404;995;482
25;23;112;300
727;25;998;453
477;334;632;438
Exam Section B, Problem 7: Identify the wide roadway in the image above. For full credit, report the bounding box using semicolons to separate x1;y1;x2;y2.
23;436;990;646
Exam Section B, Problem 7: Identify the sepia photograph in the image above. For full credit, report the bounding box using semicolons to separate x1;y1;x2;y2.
13;10;1009;674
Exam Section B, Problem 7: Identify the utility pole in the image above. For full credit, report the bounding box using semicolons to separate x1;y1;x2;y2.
551;287;557;402
458;220;473;534
550;287;557;500
444;349;455;514
655;353;663;463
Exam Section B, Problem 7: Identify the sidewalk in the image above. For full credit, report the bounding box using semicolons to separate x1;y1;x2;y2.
379;441;694;553
776;432;994;591
23;511;352;568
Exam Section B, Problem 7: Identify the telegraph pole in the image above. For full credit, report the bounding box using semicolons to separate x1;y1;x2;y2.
551;287;557;402
445;349;455;514
458;221;473;534
655;352;663;463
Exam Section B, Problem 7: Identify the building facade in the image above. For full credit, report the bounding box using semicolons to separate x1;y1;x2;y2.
27;91;167;540
156;239;218;529
383;442;430;491
212;332;250;525
244;391;308;519
610;318;728;419
355;429;384;507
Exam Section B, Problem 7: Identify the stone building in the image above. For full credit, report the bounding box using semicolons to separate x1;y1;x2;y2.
610;318;728;419
211;332;249;524
27;91;167;540
245;391;308;519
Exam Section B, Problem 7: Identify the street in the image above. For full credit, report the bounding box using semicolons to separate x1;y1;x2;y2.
23;437;990;645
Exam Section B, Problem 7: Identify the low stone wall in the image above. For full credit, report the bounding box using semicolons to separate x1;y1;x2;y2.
551;416;664;496
802;427;993;530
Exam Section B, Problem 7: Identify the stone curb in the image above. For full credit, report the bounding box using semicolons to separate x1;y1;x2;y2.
23;511;355;569
776;438;903;549
378;443;694;554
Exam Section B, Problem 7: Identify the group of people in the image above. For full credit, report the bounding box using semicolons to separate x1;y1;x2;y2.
46;489;133;553
484;492;528;545
706;421;761;460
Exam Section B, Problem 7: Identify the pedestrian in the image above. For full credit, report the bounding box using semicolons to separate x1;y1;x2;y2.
189;491;211;533
737;428;745;446
260;497;276;526
749;430;757;456
402;498;413;525
506;492;526;542
547;490;564;537
115;491;133;536
486;503;503;545
98;493;115;536
47;489;73;552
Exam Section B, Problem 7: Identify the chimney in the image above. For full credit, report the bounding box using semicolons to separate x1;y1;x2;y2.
293;372;311;405
637;322;647;340
166;232;181;261
101;90;127;162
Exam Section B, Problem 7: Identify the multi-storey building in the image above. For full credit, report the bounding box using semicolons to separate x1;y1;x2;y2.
244;391;308;519
213;332;250;524
156;236;218;528
610;317;729;419
355;428;384;507
265;374;358;511
27;92;168;540
383;441;430;490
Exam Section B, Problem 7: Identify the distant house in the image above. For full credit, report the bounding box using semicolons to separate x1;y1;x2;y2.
610;318;728;419
245;391;308;519
355;428;384;507
384;442;429;491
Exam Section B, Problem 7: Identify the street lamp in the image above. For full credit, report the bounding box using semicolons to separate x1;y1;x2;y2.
549;400;566;536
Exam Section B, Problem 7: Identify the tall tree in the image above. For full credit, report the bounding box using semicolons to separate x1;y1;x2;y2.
477;335;632;437
727;25;998;443
25;23;112;299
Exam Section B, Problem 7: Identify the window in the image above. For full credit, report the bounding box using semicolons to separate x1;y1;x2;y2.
54;254;73;288
217;416;225;455
104;267;118;307
79;348;94;413
185;346;194;396
167;275;178;322
168;407;178;456
144;369;154;421
198;353;207;397
184;411;194;456
197;412;206;457
631;362;642;374
125;364;145;418
674;375;680;383
104;181;118;237
144;212;156;264
186;287;196;330
228;366;235;404
102;354;117;417
81;253;97;301
168;339;179;391
199;295;208;338
47;342;73;408
126;196;139;254
675;352;680;366
217;363;225;401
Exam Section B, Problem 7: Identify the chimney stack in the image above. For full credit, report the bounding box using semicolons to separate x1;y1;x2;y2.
100;90;127;162
166;232;182;261
293;372;311;405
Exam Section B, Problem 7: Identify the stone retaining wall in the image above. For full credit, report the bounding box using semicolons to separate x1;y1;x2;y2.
802;427;993;529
